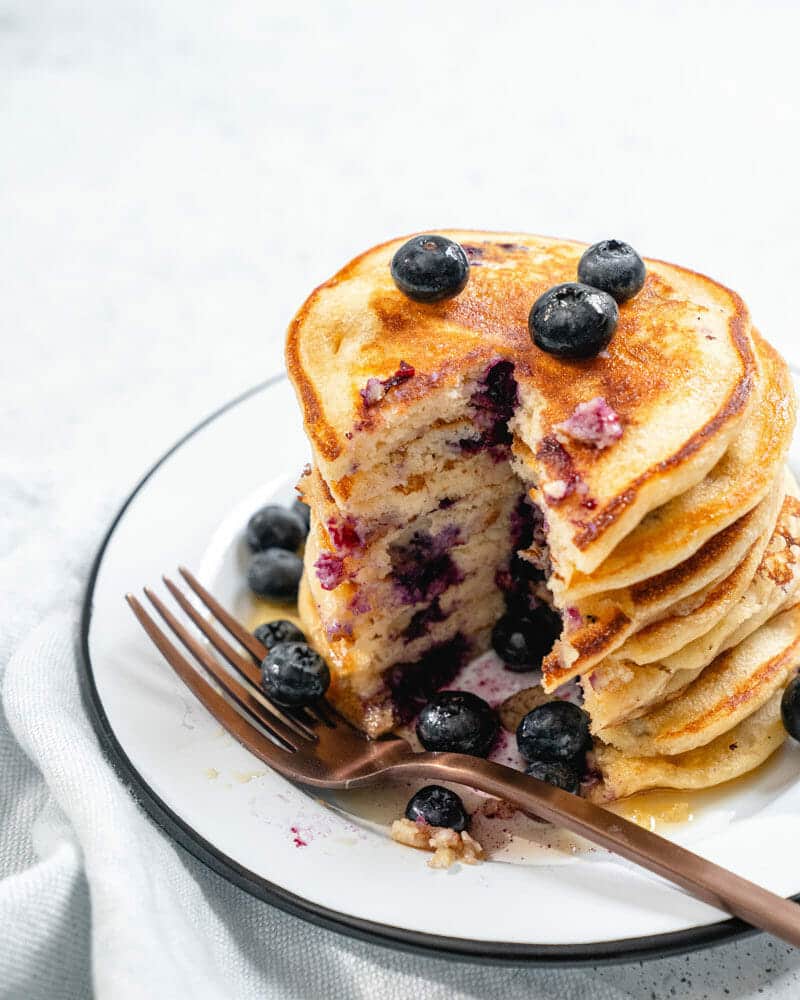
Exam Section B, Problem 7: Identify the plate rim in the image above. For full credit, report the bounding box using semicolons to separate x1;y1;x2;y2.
78;374;767;967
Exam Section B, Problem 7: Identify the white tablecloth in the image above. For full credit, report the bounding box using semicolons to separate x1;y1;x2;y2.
3;2;800;996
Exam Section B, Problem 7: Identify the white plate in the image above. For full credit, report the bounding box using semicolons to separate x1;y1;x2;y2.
80;375;800;965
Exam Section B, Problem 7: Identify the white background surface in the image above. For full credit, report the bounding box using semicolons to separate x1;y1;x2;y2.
4;1;800;997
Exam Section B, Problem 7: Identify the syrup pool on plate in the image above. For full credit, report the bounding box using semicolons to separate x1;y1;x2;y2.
246;596;304;634
608;753;786;833
608;790;694;831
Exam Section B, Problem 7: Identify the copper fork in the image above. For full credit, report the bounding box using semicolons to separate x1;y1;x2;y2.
127;567;800;948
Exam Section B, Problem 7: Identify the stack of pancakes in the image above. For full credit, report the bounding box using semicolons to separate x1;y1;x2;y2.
287;231;800;800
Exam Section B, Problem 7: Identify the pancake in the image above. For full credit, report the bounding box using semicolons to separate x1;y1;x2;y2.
583;481;800;730
554;333;794;604
588;689;787;802
596;604;800;757
606;507;776;665
616;535;769;664
288;231;796;758
288;231;756;587
540;473;785;690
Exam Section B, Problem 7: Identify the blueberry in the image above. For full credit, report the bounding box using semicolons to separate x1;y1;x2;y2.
416;691;499;757
516;701;591;764
529;282;618;359
292;498;311;534
525;760;581;795
491;607;562;671
510;554;545;582
246;505;305;552
781;675;800;741
254;619;306;649
578;239;646;304
391;235;469;303
405;785;468;831
247;549;303;600
261;642;330;707
503;589;537;620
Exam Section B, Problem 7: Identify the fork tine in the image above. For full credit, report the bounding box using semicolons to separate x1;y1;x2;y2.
179;566;335;728
179;566;267;659
126;594;295;767
142;587;302;751
161;577;317;743
309;698;338;727
165;576;262;685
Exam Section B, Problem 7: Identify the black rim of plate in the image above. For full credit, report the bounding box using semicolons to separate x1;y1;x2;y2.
78;375;764;968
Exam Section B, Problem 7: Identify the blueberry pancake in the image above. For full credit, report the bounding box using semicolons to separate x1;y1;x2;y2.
286;230;798;799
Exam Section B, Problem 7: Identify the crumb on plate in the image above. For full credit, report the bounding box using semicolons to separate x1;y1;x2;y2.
390;818;485;868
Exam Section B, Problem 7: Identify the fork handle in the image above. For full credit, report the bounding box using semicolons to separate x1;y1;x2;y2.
405;755;800;948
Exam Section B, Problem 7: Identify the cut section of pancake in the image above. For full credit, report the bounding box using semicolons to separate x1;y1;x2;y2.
302;420;520;536
554;333;794;604
300;480;524;735
583;482;800;730
541;473;785;690
597;604;800;757
299;572;498;737
305;477;521;589
587;690;787;801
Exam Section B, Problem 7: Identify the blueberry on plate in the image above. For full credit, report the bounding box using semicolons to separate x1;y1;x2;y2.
416;691;499;757
390;235;470;303
516;701;592;764
781;675;800;741
254;619;306;649
405;785;468;831
291;498;311;534
525;759;581;795
578;239;646;304
246;505;305;553
247;549;303;600
491;606;562;671
529;282;618;359
261;642;330;707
